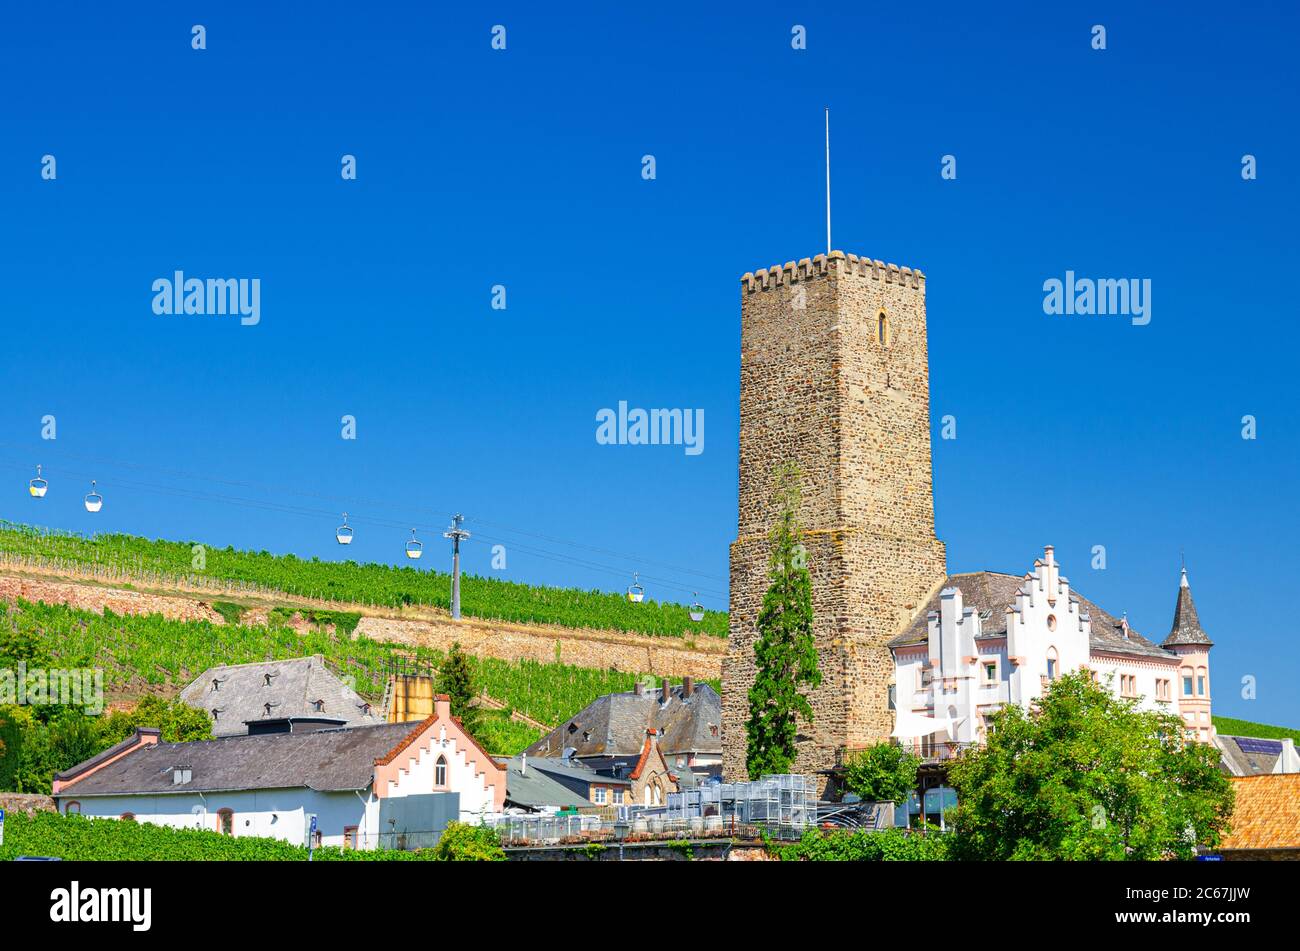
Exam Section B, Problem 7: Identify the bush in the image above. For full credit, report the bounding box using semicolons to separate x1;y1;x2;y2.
429;822;506;861
771;827;948;861
0;811;439;861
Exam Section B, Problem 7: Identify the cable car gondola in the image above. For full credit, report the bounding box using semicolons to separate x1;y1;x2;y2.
28;465;48;498
627;572;644;603
689;593;705;623
335;512;354;545
405;528;423;560
84;480;103;513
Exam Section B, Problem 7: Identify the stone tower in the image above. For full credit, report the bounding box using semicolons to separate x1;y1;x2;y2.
722;250;948;781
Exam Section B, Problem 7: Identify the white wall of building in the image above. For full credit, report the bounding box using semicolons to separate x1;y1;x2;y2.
60;787;378;849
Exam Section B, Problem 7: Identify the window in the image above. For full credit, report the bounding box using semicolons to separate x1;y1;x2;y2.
1046;648;1059;681
593;787;607;805
65;801;81;815
984;662;998;683
877;312;890;347
434;755;447;788
887;684;897;710
1183;671;1194;696
119;812;136;822
613;789;625;805
217;809;234;836
343;826;358;850
1047;614;1057;632
1197;669;1207;696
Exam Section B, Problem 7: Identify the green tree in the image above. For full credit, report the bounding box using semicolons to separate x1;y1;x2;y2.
435;642;479;734
946;671;1234;860
843;742;920;803
429;821;505;861
745;463;822;779
97;695;214;746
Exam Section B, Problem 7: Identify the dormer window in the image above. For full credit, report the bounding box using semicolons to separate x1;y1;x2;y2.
264;674;273;687
212;679;221;692
264;703;274;717
172;767;192;786
313;700;325;713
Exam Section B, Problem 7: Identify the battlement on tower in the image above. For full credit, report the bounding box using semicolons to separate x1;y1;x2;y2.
740;250;926;292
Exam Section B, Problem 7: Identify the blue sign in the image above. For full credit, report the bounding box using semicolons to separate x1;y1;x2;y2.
1196;854;1223;862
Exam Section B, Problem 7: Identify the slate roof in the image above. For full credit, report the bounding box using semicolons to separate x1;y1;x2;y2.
1214;735;1299;777
1163;569;1213;647
178;655;381;737
1219;775;1300;851
54;720;419;798
524;683;722;759
498;756;592;811
887;571;1176;661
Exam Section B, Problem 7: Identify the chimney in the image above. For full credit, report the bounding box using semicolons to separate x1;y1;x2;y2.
434;693;451;721
683;676;694;699
520;753;526;776
661;679;670;704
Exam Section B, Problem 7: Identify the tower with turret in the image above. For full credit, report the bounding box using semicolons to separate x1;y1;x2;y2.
1164;567;1214;741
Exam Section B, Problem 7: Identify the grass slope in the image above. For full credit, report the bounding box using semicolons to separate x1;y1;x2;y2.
1211;716;1300;745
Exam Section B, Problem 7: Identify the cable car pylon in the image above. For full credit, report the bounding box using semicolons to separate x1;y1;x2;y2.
443;513;470;620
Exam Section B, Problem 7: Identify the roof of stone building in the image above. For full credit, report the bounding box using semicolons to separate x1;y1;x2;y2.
1219;775;1300;851
53;720;421;798
524;683;722;759
888;571;1175;661
1163;568;1214;647
178;655;381;736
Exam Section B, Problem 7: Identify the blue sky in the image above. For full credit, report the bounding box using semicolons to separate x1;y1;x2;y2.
1;2;1296;725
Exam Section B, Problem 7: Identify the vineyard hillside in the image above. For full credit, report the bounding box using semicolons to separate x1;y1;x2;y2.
0;521;727;638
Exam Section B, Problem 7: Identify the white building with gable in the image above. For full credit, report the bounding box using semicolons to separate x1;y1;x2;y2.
888;546;1216;759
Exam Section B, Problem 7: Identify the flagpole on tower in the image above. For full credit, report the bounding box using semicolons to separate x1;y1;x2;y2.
825;107;832;256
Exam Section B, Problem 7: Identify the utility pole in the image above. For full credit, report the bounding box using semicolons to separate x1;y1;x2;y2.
443;513;470;620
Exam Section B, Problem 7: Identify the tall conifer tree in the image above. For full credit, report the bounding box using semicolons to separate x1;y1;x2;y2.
745;463;822;779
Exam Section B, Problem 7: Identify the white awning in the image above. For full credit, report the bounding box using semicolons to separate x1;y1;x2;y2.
891;709;952;738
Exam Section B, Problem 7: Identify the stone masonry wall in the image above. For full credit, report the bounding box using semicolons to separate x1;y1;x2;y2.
0;571;723;681
355;615;723;681
722;252;947;782
0;574;223;623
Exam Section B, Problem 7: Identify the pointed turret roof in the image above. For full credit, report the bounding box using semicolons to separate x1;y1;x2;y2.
1163;567;1213;648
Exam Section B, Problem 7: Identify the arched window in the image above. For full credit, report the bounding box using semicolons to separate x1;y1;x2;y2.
877;312;890;347
435;755;447;787
1182;667;1194;696
1197;667;1208;696
1047;614;1057;632
217;808;234;836
644;785;652;807
64;801;81;815
1046;647;1059;681
119;812;136;822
